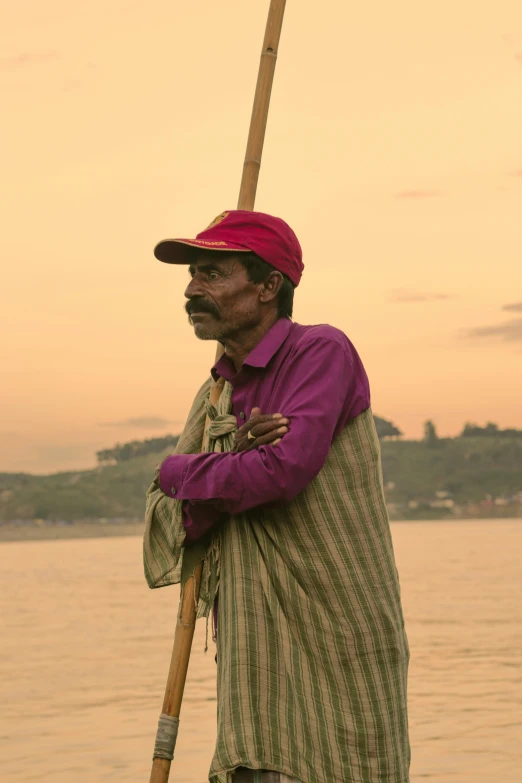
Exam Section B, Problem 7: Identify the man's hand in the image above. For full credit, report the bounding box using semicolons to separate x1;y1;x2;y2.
233;407;289;452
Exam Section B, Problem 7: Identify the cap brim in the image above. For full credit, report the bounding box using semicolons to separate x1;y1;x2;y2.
154;238;251;264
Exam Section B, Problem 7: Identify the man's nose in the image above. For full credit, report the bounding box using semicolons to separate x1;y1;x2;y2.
184;276;204;300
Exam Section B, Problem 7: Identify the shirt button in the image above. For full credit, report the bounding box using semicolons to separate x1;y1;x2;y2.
170;487;177;495
239;412;246;420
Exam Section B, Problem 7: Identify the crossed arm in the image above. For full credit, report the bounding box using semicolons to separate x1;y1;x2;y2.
159;337;355;540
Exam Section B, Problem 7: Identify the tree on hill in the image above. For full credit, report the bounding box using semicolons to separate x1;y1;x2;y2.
459;422;522;438
96;434;179;465
423;420;439;447
373;416;402;440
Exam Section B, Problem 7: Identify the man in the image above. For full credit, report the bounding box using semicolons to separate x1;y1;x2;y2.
144;210;410;783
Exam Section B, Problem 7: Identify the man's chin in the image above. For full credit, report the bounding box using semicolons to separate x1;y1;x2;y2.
191;321;222;341
193;326;216;340
187;312;216;339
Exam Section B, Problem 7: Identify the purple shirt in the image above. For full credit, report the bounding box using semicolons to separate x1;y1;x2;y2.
159;318;370;541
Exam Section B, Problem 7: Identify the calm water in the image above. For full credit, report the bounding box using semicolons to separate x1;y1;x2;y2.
1;520;521;782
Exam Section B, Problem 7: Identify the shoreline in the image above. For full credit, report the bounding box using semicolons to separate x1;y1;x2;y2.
0;522;144;542
1;516;520;543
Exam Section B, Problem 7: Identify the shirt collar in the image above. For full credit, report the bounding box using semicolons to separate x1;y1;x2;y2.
212;317;293;381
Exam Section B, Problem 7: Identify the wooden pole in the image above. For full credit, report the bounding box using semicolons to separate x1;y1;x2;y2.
149;567;203;783
238;0;287;212
149;3;287;781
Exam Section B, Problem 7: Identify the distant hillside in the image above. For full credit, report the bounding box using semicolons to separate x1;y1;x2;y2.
0;450;168;521
380;437;522;517
1;429;521;522
96;435;179;465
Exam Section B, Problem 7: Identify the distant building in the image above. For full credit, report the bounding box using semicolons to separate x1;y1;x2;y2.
429;499;455;509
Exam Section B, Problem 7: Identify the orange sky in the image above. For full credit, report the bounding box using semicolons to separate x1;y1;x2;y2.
2;0;522;474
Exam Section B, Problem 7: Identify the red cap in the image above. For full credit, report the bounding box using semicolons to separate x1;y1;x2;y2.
154;210;304;287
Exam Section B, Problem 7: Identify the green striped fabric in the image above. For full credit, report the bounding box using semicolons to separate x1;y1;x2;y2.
143;381;410;783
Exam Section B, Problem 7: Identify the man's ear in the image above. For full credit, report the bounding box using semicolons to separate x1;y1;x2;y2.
259;271;284;304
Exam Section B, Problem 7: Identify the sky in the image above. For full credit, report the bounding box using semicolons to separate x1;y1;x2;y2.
1;0;522;474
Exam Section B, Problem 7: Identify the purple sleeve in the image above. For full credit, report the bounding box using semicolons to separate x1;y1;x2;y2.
182;501;225;543
159;335;363;515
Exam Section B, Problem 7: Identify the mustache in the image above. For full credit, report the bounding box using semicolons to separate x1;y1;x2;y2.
185;297;220;319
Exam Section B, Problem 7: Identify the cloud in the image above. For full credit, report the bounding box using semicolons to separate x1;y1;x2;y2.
463;318;522;343
394;189;444;200
391;290;451;303
0;51;58;70
502;302;522;313
99;416;179;429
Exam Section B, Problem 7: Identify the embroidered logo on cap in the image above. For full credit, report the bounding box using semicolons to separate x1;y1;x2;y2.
204;211;230;231
194;240;227;246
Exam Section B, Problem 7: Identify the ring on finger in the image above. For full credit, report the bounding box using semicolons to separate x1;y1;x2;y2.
247;430;257;441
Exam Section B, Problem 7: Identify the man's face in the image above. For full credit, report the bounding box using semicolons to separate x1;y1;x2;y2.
184;252;263;341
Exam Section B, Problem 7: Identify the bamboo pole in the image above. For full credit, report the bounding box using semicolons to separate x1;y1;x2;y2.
149;3;287;781
237;0;288;212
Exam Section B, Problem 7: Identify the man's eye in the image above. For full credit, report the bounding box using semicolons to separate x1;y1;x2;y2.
208;271;219;279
